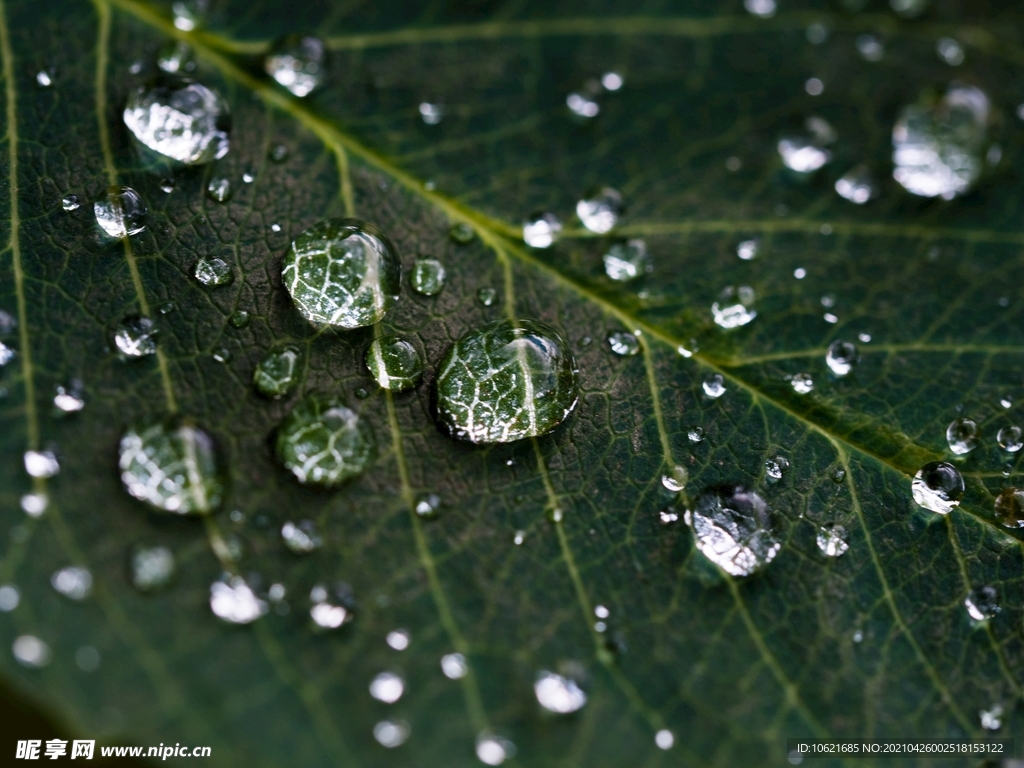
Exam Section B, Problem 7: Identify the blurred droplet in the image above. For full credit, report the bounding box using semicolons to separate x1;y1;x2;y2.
369;671;405;704
522;212;562;249
24;450;59;478
94;186;146;238
576;187;622;234
210;576;267;624
441;652;468;679
265;35;326;97
603;239;650;281
946;417;978;454
712;285;756;328
817;524;849;557
50;566;92;600
835;165;877;204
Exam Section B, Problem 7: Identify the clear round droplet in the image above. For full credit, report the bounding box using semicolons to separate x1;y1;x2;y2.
434;319;579;444
655;729;675;750
534;670;587;713
281;520;322;554
411;257;446;296
94;186;146;238
703;373;726;399
791;372;814;394
816;524;849;557
911;461;964;514
369;671;405;704
130;545;176;592
607;331;640;356
477;287;497;307
210;576;267;624
123;77;230;165
264;35;326;98
36;69;53;88
366;335;423;392
194;257;233;286
441;652;468;679
685;485;780;576
712;285;756;329
576;187;622;234
662;465;688;492
275;395;375;487
50;566;92;600
414;493;441;519
282;218;402;329
603;239;650;281
0;585;20;612
994;487;1024;528
205;177;231;203
946;417;978;454
61;194;80;212
964;585;999;621
997;426;1022;453
523;212;562;248
835;165;877;204
254;345;303;399
826;340;858;376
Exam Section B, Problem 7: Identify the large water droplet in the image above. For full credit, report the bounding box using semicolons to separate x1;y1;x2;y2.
264;35;326;98
275;396;375;487
210;576;267;624
24;450;60;478
281;520;322;554
94;186;146;238
994;487;1024;528
816;524;849;557
835;165;877;204
441;652;468;679
282;218;401;329
576;187;622;234
434;319;578;444
366;335;423;392
607;331;639;356
373;719;410;748
476;731;516;765
131;545;176;592
123;78;230;165
534;670;587;713
114;315;157;358
50;566;92;600
893;85;989;199
826;340;858;376
254;345;303;399
603;239;650;281
369;671;404;704
685;485;780;576
194;257;232;286
712;285;756;329
997;426;1022;453
411;257;446;296
946;417;978;454
13;635;51;668
911;461;964;514
119;421;224;514
964;585;999;621
523;212;562;248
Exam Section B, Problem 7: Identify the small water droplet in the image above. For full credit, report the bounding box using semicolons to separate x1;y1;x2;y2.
577;187;622;234
685;485;780;576
476;731;515;765
435;319;578;443
946;417;978;454
703;373;726;399
386;629;409;651
123;77;229;165
310;595;351;629
744;0;776;17
890;0;928;17
119;421;223;514
764;456;789;480
835;165;877;204
20;492;48;517
94;186;146;238
852;629;864;643
159;302;175;315
13;635;50;668
354;386;369;399
369;671;404;704
816;524;849;557
737;239;758;260
607;331;640;356
794;267;807;279
130;545;176;592
603;239;650;281
264;35;326;98
172;0;208;30
283;219;401;329
997;426;1022;452
534;670;587;713
269;143;289;162
114;315;157;358
194;257;233;286
654;729;675;750
270;222;282;233
601;72;623;91
566;92;599;118
61;194;80;212
831;467;847;483
826;340;858;376
994;487;1024;528
778;118;834;172
980;705;1003;731
477;286;497;306
688;426;704;443
212;347;231;363
210;576;267;624
411;257;446;296
911;461;964;514
281;520;322;554
418;101;444;124
936;37;964;66
35;69;53;88
229;310;250;328
157;40;195;74
856;34;884;61
74;645;100;672
513;530;525;545
791;372;814;394
205;177;231;203
414;493;441;519
441;652;467;679
24;450;59;478
0;585;20;612
54;382;85;413
659;508;679;524
253;345;302;398
662;466;688;492
51;566;92;600
1000;396;1012;408
0;341;14;367
449;222;475;244
804;77;824;96
373;719;410;749
964;585;999;621
366;335;423;392
276;396;375;486
522;212;562;248
712;285;756;328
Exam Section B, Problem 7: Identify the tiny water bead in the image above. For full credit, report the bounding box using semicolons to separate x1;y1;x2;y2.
911;461;964;514
0;341;14;366
61;194;80;212
114;315;157;357
826;340;858;376
369;671;405;704
835;165;877;204
281;520;322;554
194;257;232;286
414;493;441;518
737;239;758;260
205;177;231;203
269;143;289;162
21;492;48;517
576;187;622;234
441;652;468;679
661;465;688;493
282;218;401;329
411;257;446;296
264;35;326;98
745;0;776;17
54;382;85;413
603;239;651;281
229;310;250;328
936;37;964;66
36;69;53;87
435;319;579;444
123;77;230;165
994;487;1024;528
997;426;1022;452
703;373;726;399
253;346;303;399
777;134;831;173
275;396;375;487
607;332;639;357
685;485;780;577
365;335;424;392
419;102;444;124
856;34;884;61
386;629;410;651
711;285;756;329
523;212;562;248
50;566;92;600
790;372;814;394
476;732;516;766
210;576;267;624
374;720;410;749
892;85;989;199
130;545;176;592
172;0;209;30
817;524;849;557
946;417;978;454
119;421;224;514
980;706;1003;731
212;348;232;364
24;450;60;478
764;456;788;481
94;186;146;238
477;287;497;307
964;586;999;621
157;40;195;74
449;222;475;244
534;670;587;713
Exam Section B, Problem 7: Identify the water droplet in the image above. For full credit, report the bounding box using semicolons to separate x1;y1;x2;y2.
804;77;824;96
13;635;50;668
419;101;444;124
826;340;858;376
61;194;80;212
911;461;964;514
241;168;256;184
354;387;369;399
172;0;208;30
0;341;14;367
253;345;302;399
212;347;231;364
964;585;999;621
685;485;780;576
158;302;175;315
264;35;326;98
778;135;831;172
269;143;289;162
441;652;468;679
366;335;423;392
282;219;401;329
123;78;230;165
659;508;680;524
24;450;59;478
891;0;928;16
20;492;48;517
513;530;525;545
744;0;776;17
119;421;224;514
980;705;1003;731
157;40;195;74
449;222;475;244
852;629;864;643
414;493;441;518
654;729;675;750
737;239;758;260
373;719;410;748
54;383;85;413
477;287;497;307
435;319;578;444
806;22;828;44
74;645;100;672
703;373;726;399
194;257;232;286
522;212;562;248
688;426;704;443
607;331;640;357
369;671;404;703
94;186;146;238
310;599;350;629
205;177;231;203
946;417;978;454
1000;396;1012;408
35;69;53;88
476;731;515;765
712;285;757;329
893;85;989;199
534;670;587;713
386;629;409;651
0;585;20;612
817;524;849;557
114;315;157;358
281;520;322;554
210;576;267;624
794;267;807;279
791;372;814;394
997;426;1022;453
662;466;688;492
411;257;446;296
229;310;250;328
130;545;176;592
855;34;884;62
566;92;599;118
577;187;622;234
276;396;375;487
764;456;789;480
994;487;1024;528
835;165;877;204
936;37;964;66
603;239;650;281
50;566;92;601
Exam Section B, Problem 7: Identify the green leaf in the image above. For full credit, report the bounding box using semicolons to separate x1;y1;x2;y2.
2;1;1023;765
